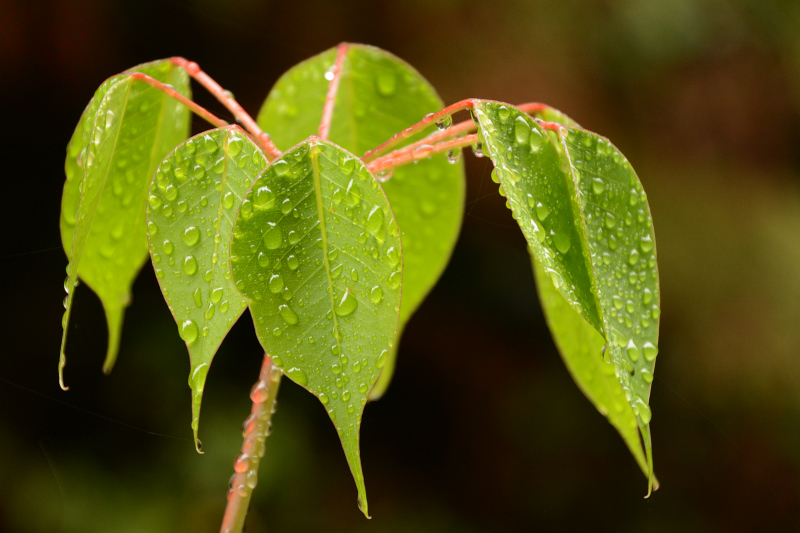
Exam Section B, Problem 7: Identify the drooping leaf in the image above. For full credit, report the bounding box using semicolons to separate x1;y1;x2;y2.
531;256;650;478
60;59;191;386
230;139;402;517
473;101;660;491
257;43;465;399
146;126;267;450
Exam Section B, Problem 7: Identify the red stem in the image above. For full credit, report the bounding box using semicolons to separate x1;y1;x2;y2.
319;43;349;140
367;133;479;174
220;353;282;533
362;98;477;162
128;73;228;129
170;57;282;160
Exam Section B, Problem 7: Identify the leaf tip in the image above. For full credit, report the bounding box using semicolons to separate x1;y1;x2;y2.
58;353;69;391
357;496;370;519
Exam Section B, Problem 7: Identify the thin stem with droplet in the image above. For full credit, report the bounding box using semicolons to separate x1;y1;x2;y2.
220;353;283;533
367;133;479;174
170;57;282;160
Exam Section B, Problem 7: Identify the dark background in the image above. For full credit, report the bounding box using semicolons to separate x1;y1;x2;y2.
2;0;800;531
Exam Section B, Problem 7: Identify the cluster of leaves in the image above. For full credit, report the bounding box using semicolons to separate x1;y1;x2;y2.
59;43;660;516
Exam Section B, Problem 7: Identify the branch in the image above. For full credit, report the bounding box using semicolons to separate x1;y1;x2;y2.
220;353;283;533
319;43;349;140
367;133;479;174
170;57;282;160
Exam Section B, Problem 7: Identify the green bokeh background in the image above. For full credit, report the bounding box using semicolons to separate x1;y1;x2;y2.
2;0;799;530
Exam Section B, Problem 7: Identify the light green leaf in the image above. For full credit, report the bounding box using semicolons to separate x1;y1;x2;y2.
473;101;660;491
60;59;191;386
257;43;465;399
531;256;650;479
230;139;402;517
146;126;267;450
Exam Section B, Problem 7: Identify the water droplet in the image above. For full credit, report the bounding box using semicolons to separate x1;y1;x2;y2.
628;248;640;266
162;240;174;255
180;320;198;343
279;304;299;325
535;202;550;221
257;252;270;268
554;233;571;254
626;340;640;362
529;129;544;151
472;142;484;157
234;454;250;473
514;117;531;144
335;290;358;316
376;349;388;368
182;226;200;246
549;270;563;288
640;235;654;253
254;186;275;210
376;70;396;96
369;286;383;304
263;225;283;250
366;206;385;234
250;381;269;403
183;255;198;275
287;255;299;270
498;106;511;121
147;221;158;237
268;274;284;294
446;147;462;164
643;342;658;361
605;213;616;229
193;287;203;308
435;115;452;131
592;179;605;195
287;367;308;386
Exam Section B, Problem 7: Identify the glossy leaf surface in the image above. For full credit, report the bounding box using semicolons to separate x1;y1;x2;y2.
230;139;402;517
60;59;191;384
257;43;465;399
146;126;267;449
474;101;659;489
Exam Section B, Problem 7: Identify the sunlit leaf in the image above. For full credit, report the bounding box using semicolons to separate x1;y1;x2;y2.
230;139;402;517
257;43;465;399
60;59;191;386
474;101;660;491
146;126;267;450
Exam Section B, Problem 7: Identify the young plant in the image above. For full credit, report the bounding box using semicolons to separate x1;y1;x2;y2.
58;43;660;530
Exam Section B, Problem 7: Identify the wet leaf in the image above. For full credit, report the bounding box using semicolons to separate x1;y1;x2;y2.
60;59;191;386
257;43;465;399
146;126;267;450
474;101;660;491
230;139;402;517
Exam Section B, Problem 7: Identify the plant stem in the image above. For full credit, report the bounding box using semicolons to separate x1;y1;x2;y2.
128;73;229;130
367;133;479;174
220;353;283;533
362;98;477;162
170;57;282;160
319;43;349;140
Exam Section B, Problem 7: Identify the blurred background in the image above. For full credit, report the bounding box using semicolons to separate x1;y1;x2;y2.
2;0;800;531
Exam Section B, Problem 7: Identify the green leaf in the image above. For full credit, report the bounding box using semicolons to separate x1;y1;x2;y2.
146;126;267;450
230;139;402;517
531;256;650;479
473;101;660;491
257;43;465;399
60;59;191;386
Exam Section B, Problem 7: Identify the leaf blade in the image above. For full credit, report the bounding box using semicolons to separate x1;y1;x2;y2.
474;101;660;489
60;59;191;385
257;44;465;398
230;139;402;517
146;126;267;449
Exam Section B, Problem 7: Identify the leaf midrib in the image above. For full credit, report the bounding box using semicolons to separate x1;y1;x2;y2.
310;144;351;435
